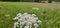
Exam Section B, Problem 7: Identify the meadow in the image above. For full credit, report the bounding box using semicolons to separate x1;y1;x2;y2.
0;2;60;28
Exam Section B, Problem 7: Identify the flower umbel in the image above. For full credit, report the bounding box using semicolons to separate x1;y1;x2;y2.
13;13;42;28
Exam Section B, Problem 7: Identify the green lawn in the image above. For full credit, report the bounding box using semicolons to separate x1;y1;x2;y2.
0;2;60;28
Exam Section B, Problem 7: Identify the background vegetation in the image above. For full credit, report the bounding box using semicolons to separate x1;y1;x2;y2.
0;2;60;28
0;0;60;2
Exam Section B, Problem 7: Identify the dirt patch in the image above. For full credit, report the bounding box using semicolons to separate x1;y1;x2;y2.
39;3;60;9
24;2;60;9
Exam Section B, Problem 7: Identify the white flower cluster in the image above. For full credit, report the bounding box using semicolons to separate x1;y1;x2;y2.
13;13;42;28
32;7;39;10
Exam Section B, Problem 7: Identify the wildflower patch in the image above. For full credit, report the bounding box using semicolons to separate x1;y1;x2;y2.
13;13;42;28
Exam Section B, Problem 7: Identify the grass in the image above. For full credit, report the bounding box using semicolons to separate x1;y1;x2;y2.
0;2;60;28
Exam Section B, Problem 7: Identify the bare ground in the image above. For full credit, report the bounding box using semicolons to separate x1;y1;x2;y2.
24;2;60;9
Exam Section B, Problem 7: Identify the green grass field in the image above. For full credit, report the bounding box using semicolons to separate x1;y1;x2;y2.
0;2;60;28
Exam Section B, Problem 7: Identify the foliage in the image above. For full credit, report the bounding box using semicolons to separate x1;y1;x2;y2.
0;2;60;28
